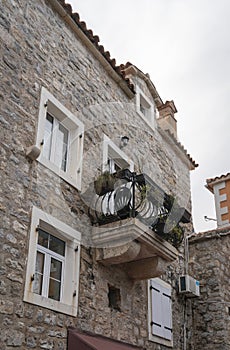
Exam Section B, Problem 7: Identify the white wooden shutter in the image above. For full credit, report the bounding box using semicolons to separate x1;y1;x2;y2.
150;279;172;341
150;279;164;338
161;285;172;340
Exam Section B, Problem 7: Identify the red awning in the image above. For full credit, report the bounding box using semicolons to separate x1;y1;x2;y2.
68;329;143;350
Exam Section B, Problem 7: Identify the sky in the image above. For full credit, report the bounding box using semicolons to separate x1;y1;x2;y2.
68;0;230;233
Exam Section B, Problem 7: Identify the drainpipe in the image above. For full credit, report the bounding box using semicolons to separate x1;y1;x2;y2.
183;232;195;350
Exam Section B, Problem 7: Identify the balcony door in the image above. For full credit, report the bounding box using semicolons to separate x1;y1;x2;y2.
102;135;134;215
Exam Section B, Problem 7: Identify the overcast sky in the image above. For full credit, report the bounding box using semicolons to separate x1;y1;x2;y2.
68;0;230;233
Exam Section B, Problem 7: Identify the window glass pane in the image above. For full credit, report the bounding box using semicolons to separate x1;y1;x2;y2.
140;104;146;116
48;258;62;301
33;252;44;295
108;158;115;173
43;113;54;160
108;158;122;174
38;229;49;248
49;234;65;256
48;279;61;301
33;274;43;295
50;258;62;280
54;123;69;172
114;162;121;172
140;95;150;119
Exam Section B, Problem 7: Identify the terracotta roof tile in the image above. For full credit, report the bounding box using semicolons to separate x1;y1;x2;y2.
206;172;230;184
206;172;230;192
55;0;198;172
189;224;230;242
57;0;135;93
120;62;164;108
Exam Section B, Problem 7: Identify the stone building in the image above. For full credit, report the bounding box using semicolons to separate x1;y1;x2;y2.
0;1;199;349
187;226;230;350
184;173;230;350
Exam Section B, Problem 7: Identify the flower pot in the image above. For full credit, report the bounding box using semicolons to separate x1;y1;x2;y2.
94;174;116;196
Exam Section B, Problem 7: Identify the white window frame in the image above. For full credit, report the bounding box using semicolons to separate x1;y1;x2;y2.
148;278;173;347
24;206;81;317
36;87;84;190
34;230;65;301
102;134;134;173
136;85;155;130
43;113;69;172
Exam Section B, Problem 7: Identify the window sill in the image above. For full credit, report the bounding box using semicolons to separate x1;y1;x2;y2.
136;110;156;132
37;156;80;190
24;291;77;316
149;335;173;348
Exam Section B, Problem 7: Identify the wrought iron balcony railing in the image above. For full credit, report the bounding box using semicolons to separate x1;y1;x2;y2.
87;169;190;247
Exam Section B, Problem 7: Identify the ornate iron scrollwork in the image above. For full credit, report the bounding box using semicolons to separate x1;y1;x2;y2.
87;169;191;247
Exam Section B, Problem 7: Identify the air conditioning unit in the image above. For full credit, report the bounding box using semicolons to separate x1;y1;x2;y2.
179;275;200;297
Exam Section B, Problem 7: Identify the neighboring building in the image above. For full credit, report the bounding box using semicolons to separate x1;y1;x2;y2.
184;173;230;350
0;1;199;350
206;173;230;227
187;226;230;350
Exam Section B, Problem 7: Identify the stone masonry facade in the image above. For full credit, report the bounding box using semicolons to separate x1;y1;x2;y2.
187;228;230;350
0;1;210;350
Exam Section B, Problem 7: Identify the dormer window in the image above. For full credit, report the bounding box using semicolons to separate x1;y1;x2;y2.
140;94;151;118
136;86;155;129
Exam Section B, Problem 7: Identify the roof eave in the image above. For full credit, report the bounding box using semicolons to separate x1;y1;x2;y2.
122;64;163;108
206;173;230;193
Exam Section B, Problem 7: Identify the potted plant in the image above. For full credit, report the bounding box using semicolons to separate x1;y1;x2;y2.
153;214;184;248
94;171;116;196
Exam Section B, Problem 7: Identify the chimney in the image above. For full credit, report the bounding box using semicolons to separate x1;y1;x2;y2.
158;100;178;139
206;173;230;227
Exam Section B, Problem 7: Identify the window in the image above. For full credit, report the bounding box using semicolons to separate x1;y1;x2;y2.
102;135;134;174
148;278;173;347
136;86;155;129
43;113;69;172
108;285;121;311
102;135;134;214
108;158;122;174
140;94;151;118
24;206;81;316
36;87;84;189
33;229;65;301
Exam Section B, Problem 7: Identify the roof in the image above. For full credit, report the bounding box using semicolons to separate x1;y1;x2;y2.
206;172;230;192
68;329;143;350
56;0;135;95
121;62;163;108
189;225;230;243
53;0;197;171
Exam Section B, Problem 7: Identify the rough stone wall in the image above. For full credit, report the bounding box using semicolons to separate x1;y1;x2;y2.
0;0;192;349
187;230;230;350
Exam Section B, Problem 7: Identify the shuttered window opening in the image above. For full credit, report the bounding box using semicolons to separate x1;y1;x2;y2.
150;279;172;341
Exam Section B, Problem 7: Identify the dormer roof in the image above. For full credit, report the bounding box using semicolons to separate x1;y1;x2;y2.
120;62;163;108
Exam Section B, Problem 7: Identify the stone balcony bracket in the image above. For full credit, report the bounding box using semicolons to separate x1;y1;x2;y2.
93;218;178;280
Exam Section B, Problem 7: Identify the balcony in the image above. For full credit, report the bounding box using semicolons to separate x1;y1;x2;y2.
86;169;190;280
